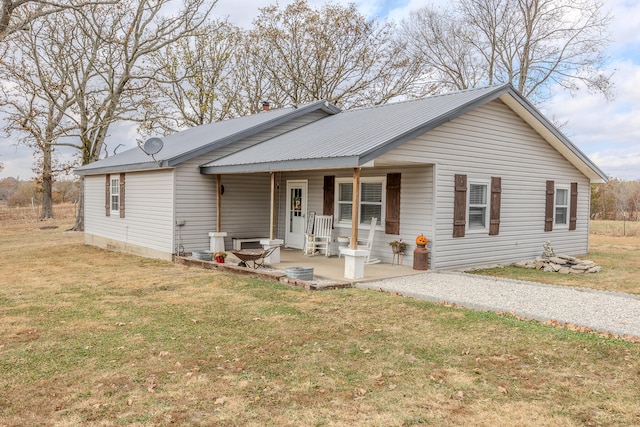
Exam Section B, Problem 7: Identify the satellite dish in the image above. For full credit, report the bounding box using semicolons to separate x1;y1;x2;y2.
142;137;164;155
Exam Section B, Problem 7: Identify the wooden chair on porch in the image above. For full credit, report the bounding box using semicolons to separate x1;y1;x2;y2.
338;217;380;264
307;215;333;257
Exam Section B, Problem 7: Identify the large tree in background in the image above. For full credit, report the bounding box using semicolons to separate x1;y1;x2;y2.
0;11;78;219
246;0;420;109
143;19;242;135
0;0;215;229
0;0;116;42
402;0;613;102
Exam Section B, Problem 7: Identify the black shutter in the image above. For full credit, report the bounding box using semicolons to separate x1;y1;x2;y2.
489;177;501;235
453;174;467;238
569;182;578;230
105;174;110;217
323;176;335;216
119;173;125;218
545;180;554;232
385;173;401;235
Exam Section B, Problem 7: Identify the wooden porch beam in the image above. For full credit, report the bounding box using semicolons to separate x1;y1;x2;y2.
350;167;360;249
270;172;276;240
216;174;222;232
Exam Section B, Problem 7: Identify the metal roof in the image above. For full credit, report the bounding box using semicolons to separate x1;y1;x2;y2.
200;84;607;183
74;100;341;175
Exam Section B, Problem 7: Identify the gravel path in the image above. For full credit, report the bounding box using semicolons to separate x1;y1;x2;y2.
357;271;640;338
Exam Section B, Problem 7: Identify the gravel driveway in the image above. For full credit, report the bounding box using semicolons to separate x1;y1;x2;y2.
357;271;640;338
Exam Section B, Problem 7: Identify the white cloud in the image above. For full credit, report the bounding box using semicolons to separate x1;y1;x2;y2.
3;0;639;181
542;48;640;179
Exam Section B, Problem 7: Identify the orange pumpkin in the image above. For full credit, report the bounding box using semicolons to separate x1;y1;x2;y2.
415;234;428;246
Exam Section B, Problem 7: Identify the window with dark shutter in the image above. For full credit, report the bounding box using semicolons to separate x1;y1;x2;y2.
119;173;125;218
385;173;401;235
453;174;467;237
323;176;335;217
489;177;501;235
545;180;554;232
569;182;578;230
105;174;111;217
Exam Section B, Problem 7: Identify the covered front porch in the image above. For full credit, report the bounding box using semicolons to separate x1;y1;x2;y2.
177;246;427;289
203;162;434;279
268;247;424;284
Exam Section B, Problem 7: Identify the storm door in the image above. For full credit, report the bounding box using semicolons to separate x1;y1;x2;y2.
285;180;308;248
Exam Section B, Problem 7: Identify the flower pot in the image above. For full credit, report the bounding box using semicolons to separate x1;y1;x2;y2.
215;256;225;263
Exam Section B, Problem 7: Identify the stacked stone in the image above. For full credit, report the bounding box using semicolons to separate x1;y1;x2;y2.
514;254;601;274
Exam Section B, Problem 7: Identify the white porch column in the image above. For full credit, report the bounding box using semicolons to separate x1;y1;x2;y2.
342;248;368;279
209;174;227;253
344;167;367;279
209;232;227;252
260;238;284;264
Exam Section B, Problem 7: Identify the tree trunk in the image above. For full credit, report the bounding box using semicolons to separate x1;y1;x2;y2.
40;142;54;219
72;176;85;231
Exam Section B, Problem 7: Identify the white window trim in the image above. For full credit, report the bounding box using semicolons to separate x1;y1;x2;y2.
110;176;120;215
466;178;490;233
335;176;386;228
554;185;569;228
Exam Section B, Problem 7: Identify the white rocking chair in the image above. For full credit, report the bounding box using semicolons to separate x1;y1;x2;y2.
339;217;380;264
308;215;333;257
359;217;380;264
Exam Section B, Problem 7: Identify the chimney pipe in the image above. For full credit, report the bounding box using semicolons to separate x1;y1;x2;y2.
262;101;270;111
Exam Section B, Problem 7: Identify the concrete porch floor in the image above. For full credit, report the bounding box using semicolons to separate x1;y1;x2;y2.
257;247;426;284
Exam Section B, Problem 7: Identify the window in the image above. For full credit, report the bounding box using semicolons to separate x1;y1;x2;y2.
468;183;488;229
336;177;384;225
111;176;120;213
453;174;501;237
555;187;569;226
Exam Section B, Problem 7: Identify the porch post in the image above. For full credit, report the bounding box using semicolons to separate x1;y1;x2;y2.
343;167;367;279
261;172;283;264
216;174;222;232
270;172;276;240
209;174;227;253
350;167;360;248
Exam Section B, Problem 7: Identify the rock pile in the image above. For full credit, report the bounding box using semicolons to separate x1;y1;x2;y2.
514;254;601;274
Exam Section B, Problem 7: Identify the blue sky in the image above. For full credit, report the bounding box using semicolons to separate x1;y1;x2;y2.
1;0;638;180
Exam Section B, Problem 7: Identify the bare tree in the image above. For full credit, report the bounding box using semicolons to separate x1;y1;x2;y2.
402;0;613;103
246;0;420;109
45;0;215;230
0;12;77;219
143;19;242;135
0;0;116;42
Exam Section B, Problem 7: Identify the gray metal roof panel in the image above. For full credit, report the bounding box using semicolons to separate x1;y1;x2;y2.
75;100;340;175
201;84;607;183
202;85;507;169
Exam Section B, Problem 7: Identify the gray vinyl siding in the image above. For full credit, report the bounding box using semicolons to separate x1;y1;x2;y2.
175;112;328;252
379;99;591;270
84;170;175;253
278;166;433;266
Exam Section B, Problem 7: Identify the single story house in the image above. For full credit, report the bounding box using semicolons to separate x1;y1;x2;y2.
75;84;607;273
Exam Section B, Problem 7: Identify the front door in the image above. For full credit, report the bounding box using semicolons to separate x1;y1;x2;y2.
285;180;308;249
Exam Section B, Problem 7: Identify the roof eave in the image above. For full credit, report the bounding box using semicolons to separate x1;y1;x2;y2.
201;156;361;174
74;161;169;176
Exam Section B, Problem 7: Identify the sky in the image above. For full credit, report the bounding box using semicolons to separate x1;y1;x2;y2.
1;0;638;181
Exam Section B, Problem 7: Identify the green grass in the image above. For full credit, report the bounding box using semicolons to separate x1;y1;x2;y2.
1;219;639;426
